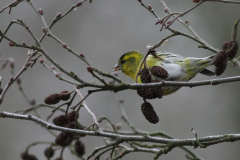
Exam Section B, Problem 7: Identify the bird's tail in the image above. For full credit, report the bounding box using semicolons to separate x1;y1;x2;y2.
183;54;215;77
197;54;214;66
197;54;215;76
204;54;215;63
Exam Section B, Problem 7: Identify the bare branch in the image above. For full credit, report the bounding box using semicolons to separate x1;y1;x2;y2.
0;55;32;104
75;88;102;131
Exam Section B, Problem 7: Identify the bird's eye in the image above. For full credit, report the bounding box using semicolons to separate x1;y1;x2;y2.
121;60;126;64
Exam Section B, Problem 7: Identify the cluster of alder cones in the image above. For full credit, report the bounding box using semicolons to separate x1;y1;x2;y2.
53;111;85;157
137;66;169;124
42;91;86;159
44;90;71;105
213;40;238;76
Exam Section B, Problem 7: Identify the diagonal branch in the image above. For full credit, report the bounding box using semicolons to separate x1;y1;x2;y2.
0;55;32;104
75;88;102;131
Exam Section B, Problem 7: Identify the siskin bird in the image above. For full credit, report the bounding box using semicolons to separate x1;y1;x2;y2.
114;50;215;96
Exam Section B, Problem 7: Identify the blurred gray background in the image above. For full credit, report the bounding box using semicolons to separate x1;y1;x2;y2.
0;0;240;159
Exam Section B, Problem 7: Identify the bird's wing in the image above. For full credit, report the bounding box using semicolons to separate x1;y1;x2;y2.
199;69;215;76
157;52;184;59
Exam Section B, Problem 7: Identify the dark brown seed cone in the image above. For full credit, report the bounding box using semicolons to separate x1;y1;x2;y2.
152;80;163;99
66;122;86;137
213;51;227;67
67;111;79;122
222;41;238;59
78;125;86;130
150;66;169;79
222;42;229;51
141;102;159;124
137;84;162;99
75;125;87;137
55;132;74;146
20;152;28;159
137;88;155;99
74;140;85;157
59;90;71;101
213;51;227;76
53;115;67;127
152;86;163;99
139;68;151;83
0;88;3;95
66;122;78;129
27;154;38;160
215;65;227;76
44;93;61;105
44;147;54;158
20;152;38;160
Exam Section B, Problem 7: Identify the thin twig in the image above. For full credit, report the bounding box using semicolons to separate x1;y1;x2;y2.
25;141;55;153
0;55;32;104
163;0;204;28
160;0;214;50
75;88;102;131
0;0;23;14
71;88;107;110
86;140;123;159
98;117;119;134
206;0;240;4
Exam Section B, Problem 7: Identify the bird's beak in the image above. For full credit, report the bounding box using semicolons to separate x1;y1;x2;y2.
113;63;122;71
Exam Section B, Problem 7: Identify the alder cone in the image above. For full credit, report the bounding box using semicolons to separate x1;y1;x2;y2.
137;88;156;99
150;66;169;79
141;102;159;124
222;41;238;59
20;152;38;160
74;140;85;157
152;86;163;99
139;68;151;83
151;80;163;99
44;147;54;158
213;51;227;67
213;51;227;76
52;115;67;127
55;132;74;146
67;111;79;122
66;122;78;129
215;64;227;76
59;90;71;101
137;80;162;99
44;94;61;105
